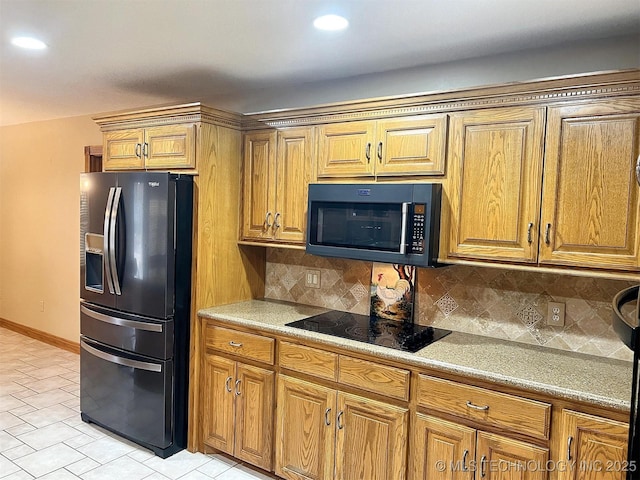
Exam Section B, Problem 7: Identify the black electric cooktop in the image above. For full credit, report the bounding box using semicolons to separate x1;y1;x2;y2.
285;311;451;353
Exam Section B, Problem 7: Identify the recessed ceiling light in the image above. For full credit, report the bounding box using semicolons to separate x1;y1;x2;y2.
11;36;47;50
313;14;349;31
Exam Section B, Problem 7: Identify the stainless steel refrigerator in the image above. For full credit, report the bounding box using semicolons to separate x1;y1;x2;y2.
79;172;193;458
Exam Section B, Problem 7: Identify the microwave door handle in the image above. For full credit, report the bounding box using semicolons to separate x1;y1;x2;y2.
109;187;123;295
400;202;409;254
103;187;116;294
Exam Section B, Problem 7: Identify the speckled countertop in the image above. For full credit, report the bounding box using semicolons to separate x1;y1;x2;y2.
198;299;633;412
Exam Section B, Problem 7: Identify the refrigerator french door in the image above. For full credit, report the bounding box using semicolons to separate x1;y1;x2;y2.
79;172;192;458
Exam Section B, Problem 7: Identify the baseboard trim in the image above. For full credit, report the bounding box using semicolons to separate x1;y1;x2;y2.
0;318;80;354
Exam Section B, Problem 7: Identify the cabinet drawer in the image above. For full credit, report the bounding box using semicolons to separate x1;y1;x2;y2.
279;342;337;381
205;325;274;365
417;375;551;440
338;356;410;401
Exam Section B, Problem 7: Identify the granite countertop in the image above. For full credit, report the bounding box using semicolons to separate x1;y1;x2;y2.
198;299;633;412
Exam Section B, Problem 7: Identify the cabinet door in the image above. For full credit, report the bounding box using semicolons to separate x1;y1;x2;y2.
103;129;145;170
376;114;447;176
559;410;628;480
539;98;640;271
317;121;375;177
143;124;196;169
447;107;545;263
410;414;475;480
234;363;275;470
334;392;408;480
242;131;277;240
275;127;315;243
275;375;336;480
201;355;235;454
476;431;549;480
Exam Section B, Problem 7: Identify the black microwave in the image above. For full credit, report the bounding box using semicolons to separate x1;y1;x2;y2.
306;183;441;266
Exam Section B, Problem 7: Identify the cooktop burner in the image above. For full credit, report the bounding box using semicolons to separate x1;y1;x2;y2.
285;311;451;353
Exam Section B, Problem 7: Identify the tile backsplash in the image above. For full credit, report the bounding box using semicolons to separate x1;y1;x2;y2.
264;248;637;362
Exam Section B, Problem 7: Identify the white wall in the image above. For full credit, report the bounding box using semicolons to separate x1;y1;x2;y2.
0;116;102;341
210;34;640;113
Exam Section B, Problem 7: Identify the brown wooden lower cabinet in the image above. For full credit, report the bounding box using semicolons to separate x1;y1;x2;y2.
558;410;629;480
202;354;274;470
411;413;549;480
275;375;408;480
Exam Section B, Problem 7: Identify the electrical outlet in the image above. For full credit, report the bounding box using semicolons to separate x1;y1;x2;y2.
305;269;321;289
547;301;565;327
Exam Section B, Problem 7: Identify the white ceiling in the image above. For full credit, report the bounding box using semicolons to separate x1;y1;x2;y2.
1;0;639;126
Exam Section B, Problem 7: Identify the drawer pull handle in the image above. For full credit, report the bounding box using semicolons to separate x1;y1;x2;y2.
377;142;383;162
567;435;573;461
462;449;469;471
365;143;371;163
265;211;272;229
337;411;344;430
480;455;487;478
466;401;489;411
229;341;243;348
527;222;534;244
324;408;332;426
235;379;241;396
225;376;233;393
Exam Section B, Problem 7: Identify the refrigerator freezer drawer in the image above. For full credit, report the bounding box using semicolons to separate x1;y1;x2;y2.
81;302;173;359
80;337;175;455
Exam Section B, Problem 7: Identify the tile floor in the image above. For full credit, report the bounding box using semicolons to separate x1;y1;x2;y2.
0;327;276;479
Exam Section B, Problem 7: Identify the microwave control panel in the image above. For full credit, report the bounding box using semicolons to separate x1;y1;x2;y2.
410;204;426;253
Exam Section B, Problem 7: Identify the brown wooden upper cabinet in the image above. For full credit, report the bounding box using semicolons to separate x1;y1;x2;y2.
447;98;640;272
316;114;448;178
447;106;546;263
539;98;640;271
241;127;314;244
103;123;196;170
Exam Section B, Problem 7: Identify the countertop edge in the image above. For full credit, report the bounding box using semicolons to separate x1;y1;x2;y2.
198;306;631;412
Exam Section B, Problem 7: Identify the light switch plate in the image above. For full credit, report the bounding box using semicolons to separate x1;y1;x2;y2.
305;269;321;289
547;301;565;327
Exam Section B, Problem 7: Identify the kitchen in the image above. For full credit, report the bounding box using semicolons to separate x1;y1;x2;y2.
1;1;640;479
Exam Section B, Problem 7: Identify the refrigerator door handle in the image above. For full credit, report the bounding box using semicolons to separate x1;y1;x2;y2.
80;305;163;332
81;338;162;372
103;187;116;294
110;187;123;295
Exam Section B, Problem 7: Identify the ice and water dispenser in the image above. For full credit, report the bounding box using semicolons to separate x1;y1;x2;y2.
84;233;104;293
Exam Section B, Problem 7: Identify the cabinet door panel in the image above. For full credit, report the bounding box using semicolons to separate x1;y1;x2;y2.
144;124;196;169
275;376;336;480
201;355;235;454
242;131;276;240
540;99;640;270
411;414;475;480
275;128;314;242
317;121;375;177
234;364;274;470
559;410;628;480
447;107;545;262
335;392;408;480
477;432;549;480
103;129;145;170
377;114;447;175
